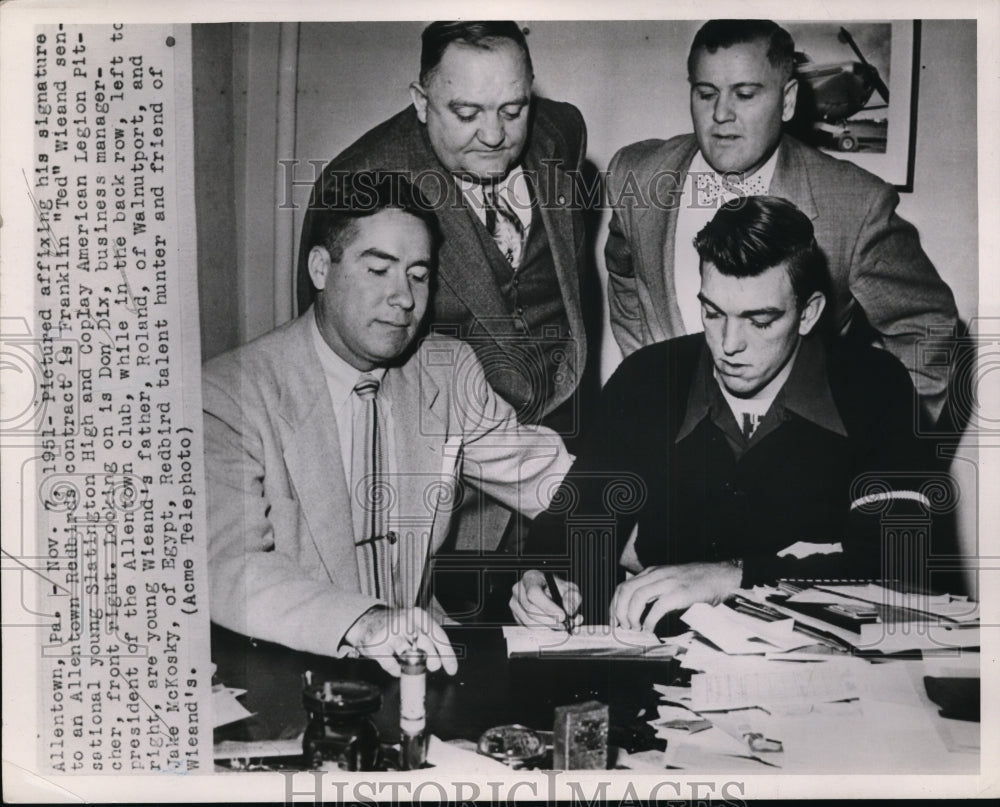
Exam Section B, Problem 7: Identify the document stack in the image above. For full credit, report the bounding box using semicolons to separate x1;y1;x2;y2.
646;584;980;772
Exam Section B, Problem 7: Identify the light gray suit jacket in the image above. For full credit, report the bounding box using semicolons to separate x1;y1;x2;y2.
605;133;958;420
203;311;571;656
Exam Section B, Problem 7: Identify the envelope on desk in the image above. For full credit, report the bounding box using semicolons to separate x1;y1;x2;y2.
501;625;668;657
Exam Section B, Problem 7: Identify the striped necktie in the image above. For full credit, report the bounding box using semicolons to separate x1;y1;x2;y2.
351;374;396;604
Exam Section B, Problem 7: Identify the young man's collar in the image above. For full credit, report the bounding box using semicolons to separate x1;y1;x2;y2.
676;335;846;444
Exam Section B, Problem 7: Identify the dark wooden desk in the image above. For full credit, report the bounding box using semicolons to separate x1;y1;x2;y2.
212;623;670;752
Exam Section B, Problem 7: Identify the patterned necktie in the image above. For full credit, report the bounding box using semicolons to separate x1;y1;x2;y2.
351;374;395;604
483;183;525;269
695;170;770;207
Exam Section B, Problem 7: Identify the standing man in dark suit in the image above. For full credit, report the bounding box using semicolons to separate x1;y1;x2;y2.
605;19;957;422
297;22;593;589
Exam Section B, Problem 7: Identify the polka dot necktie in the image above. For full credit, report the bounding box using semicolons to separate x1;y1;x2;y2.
695;170;770;207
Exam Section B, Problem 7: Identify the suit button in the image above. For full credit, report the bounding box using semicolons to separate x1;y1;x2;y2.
722;481;734;494
516;306;524;316
512;278;519;287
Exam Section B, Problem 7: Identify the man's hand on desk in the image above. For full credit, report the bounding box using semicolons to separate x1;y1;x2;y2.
509;570;584;631
342;606;458;677
610;561;743;632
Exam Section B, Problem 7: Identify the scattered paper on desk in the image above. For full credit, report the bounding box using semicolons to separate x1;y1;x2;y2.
787;587;875;606
614;748;667;771
764;649;848;662
681;602;815;654
213;737;302;760
686;660;863;712
765;598;980;653
502;625;664;657
792;583;980;622
816;583;948;604
662;725;782;771
653;683;694;704
708;706;784;752
212;683;255;728
650;704;712;735
656;703;700;721
681;640;818;676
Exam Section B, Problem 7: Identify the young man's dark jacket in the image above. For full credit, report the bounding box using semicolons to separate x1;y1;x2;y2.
527;333;939;618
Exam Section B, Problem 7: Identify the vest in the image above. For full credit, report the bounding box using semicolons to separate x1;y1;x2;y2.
467;183;575;428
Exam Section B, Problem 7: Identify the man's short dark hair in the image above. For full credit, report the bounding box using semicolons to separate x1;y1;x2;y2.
687;19;795;83
694;196;826;308
310;171;440;265
419;21;533;85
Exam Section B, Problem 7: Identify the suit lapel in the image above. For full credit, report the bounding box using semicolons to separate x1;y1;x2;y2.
770;137;819;221
525;144;584;344
639;137;699;341
277;313;362;590
381;355;452;607
408;130;510;328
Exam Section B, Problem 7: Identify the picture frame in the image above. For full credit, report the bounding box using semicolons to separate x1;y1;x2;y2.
785;20;920;191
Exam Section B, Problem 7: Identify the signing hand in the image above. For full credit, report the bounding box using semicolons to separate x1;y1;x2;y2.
343;606;458;677
509;569;583;631
610;561;742;632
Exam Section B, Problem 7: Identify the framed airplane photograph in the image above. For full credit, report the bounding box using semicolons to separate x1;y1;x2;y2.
785;21;919;190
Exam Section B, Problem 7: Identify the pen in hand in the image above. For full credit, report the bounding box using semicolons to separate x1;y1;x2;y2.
543;571;575;634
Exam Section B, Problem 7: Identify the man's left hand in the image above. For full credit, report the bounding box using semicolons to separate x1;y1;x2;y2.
610;561;743;632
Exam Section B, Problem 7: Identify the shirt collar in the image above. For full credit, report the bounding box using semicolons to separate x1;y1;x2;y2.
454;165;533;223
676;336;847;443
690;143;781;191
780;336;847;436
310;309;386;406
454;164;525;195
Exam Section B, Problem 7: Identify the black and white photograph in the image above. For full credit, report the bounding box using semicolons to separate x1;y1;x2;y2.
784;20;918;187
1;1;997;802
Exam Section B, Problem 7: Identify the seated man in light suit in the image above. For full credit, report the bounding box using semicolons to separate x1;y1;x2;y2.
605;19;958;423
513;196;937;632
204;173;572;675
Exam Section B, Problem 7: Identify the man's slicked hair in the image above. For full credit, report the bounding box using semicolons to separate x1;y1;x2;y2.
694;196;827;308
419;21;533;84
687;19;795;83
309;171;440;266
